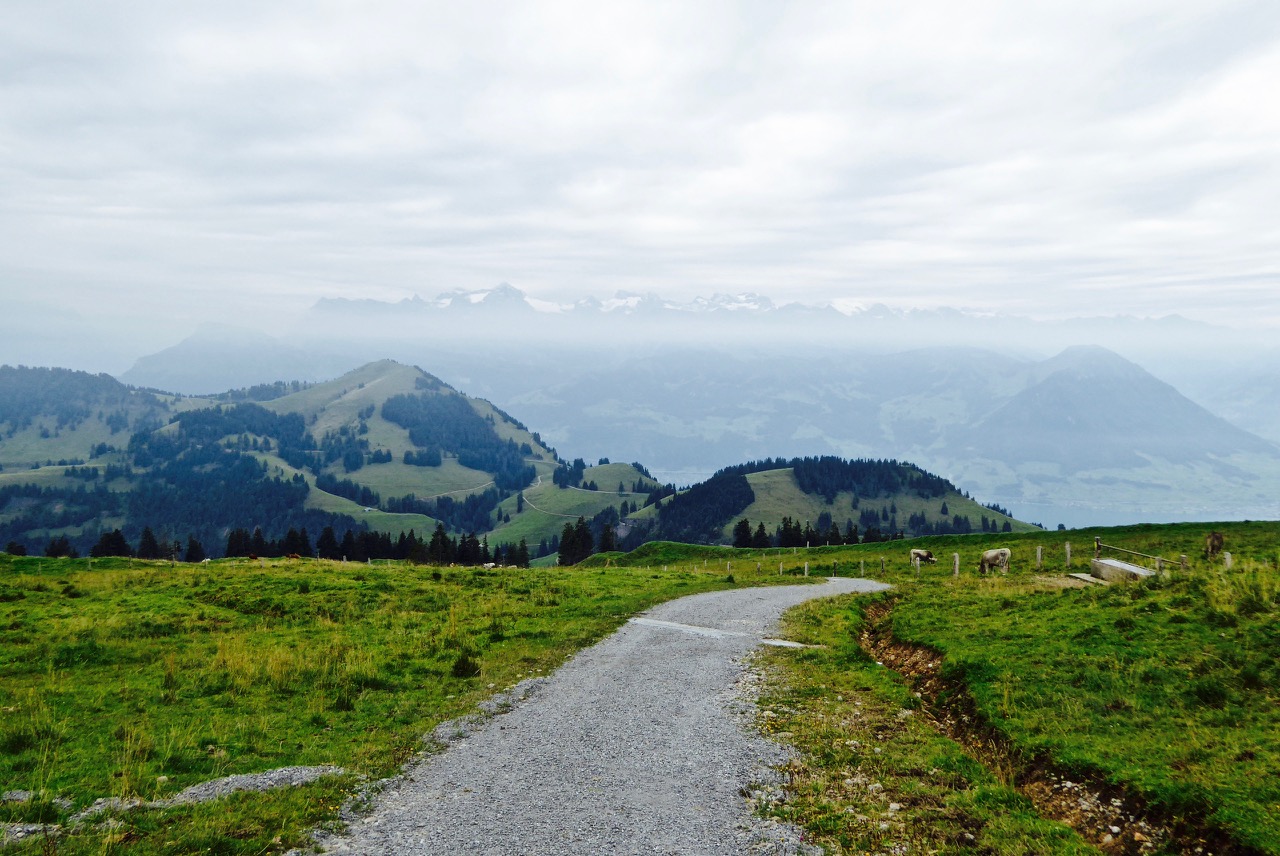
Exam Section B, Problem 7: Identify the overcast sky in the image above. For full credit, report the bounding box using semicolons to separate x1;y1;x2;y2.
4;0;1280;367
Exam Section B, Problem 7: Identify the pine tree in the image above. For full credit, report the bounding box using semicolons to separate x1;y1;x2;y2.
44;535;76;558
752;522;771;548
137;527;163;559
732;518;753;549
577;517;593;559
225;528;251;557
183;536;206;563
340;529;358;561
91;529;132;558
558;522;577;566
316;526;341;560
250;527;268;557
427;524;452;565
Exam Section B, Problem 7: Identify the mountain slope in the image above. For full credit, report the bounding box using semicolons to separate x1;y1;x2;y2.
0;359;1049;561
0;365;173;469
118;324;357;394
951;346;1277;470
630;456;1034;547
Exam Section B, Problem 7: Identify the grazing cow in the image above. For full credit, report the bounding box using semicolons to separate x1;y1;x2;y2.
482;562;497;569
1205;531;1225;559
978;547;1011;574
286;553;302;560
909;548;937;564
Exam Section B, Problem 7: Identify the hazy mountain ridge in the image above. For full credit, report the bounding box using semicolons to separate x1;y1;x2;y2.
0;360;1039;559
95;282;1280;527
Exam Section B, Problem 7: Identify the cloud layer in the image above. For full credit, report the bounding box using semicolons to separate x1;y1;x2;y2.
3;0;1280;354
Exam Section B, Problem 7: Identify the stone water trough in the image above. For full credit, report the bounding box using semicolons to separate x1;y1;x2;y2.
1089;557;1157;583
1089;536;1183;583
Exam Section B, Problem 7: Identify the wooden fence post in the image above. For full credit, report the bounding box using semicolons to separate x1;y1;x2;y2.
804;562;809;577
953;553;959;576
1036;546;1043;570
1065;542;1071;568
1224;552;1233;571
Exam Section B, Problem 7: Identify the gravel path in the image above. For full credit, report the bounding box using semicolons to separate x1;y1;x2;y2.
313;577;889;855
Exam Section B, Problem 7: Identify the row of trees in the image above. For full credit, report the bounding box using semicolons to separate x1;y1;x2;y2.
223;524;533;567
732;516;909;548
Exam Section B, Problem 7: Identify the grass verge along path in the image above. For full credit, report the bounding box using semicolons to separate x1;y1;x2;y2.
747;521;1279;854
0;554;797;855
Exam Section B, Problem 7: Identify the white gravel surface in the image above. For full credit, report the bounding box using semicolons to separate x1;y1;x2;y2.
312;576;889;855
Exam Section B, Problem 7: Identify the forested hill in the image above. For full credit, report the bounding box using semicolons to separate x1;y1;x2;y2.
641;456;1038;546
0;362;1038;564
0;361;562;561
0;365;169;448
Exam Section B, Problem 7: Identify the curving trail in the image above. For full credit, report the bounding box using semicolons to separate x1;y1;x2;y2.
314;577;889;855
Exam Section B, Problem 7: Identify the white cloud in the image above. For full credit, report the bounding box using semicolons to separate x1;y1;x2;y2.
2;0;1280;363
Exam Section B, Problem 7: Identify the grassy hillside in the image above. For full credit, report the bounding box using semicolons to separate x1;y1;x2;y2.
260;360;562;543
488;462;658;549
727;466;1034;542
2;362;1046;559
0;553;793;854
3;520;1275;852
601;520;1280;854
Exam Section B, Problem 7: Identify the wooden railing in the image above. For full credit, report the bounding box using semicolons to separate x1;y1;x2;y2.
1094;537;1187;572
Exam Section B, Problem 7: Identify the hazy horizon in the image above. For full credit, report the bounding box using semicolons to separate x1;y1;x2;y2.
4;1;1280;375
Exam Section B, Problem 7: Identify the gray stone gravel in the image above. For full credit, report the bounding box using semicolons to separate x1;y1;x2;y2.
312;577;888;855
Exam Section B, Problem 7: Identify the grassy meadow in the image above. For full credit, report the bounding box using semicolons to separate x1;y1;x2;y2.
0;553;789;854
653;520;1277;855
3;520;1277;854
487;461;655;548
729;468;1039;542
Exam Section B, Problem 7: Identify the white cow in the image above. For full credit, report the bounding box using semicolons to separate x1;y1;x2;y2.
909;548;937;564
978;547;1011;574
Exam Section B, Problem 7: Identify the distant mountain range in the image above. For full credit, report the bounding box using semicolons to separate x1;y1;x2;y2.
99;283;1280;528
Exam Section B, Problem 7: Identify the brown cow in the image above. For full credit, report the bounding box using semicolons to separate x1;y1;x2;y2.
1205;531;1224;559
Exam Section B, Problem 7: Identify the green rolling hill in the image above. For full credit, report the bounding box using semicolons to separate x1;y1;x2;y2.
1;359;1043;562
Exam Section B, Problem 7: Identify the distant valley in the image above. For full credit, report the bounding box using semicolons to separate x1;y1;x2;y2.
111;285;1280;529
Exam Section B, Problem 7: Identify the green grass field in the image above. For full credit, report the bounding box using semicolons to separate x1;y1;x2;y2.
603;521;1280;854
3;519;1276;853
0;553;794;854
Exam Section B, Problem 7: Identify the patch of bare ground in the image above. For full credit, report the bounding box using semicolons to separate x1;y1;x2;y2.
858;601;1258;856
